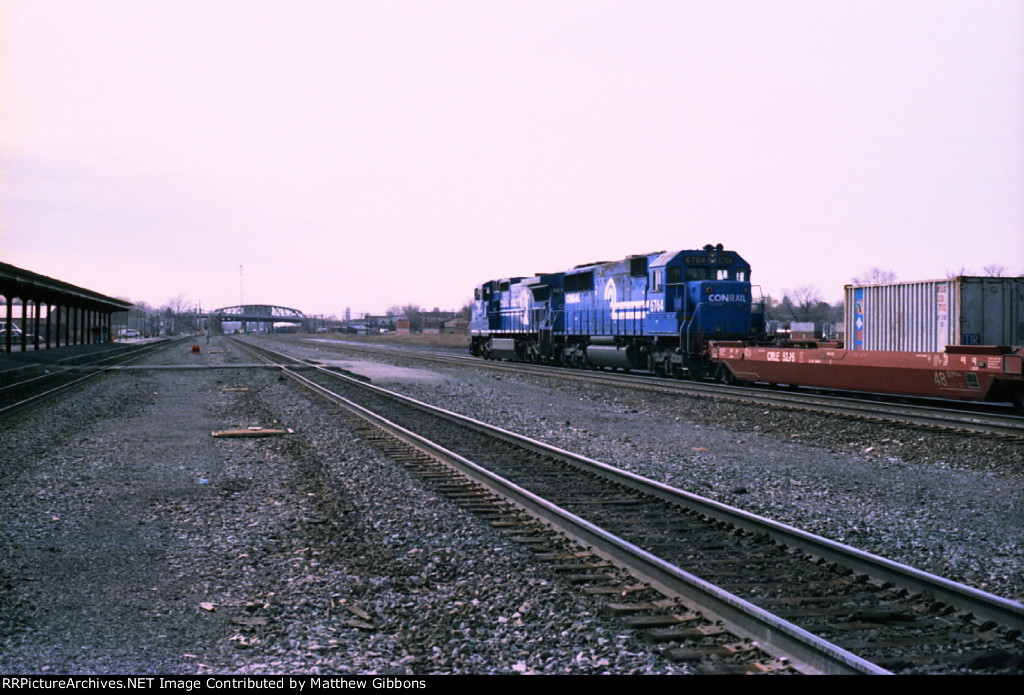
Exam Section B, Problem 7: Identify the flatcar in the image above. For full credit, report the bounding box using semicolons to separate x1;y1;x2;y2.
470;244;766;378
709;341;1024;409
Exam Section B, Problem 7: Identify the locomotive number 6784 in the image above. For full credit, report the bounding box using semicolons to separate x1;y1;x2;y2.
470;244;767;380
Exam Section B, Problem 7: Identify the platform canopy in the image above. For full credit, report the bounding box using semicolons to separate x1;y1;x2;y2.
0;261;134;313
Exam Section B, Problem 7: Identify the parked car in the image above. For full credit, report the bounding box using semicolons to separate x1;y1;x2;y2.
0;322;23;338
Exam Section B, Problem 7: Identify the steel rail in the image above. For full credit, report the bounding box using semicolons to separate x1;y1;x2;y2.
239;353;888;675
0;340;170;391
247;337;1024;631
239;339;1024;667
287;337;1024;438
236;338;1024;673
322;360;1024;631
473;417;1024;632
0;339;186;421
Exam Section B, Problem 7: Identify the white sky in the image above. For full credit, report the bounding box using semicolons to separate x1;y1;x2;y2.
2;0;1022;315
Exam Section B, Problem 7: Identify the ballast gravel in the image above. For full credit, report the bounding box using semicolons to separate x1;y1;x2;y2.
0;339;687;675
284;336;1024;604
2;334;1021;675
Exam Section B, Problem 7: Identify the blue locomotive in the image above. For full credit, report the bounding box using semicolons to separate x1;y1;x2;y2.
470;244;765;379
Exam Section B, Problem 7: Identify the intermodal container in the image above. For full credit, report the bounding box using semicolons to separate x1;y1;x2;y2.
844;277;1024;351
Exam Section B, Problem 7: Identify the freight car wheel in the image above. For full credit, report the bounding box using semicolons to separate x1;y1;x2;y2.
1010;385;1024;415
716;364;738;385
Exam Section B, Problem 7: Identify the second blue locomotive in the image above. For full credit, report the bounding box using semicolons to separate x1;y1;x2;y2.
470;244;766;378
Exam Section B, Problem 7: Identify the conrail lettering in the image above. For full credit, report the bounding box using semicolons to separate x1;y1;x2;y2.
707;293;748;303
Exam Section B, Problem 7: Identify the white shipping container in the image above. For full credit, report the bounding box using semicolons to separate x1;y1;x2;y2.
844;277;1024;351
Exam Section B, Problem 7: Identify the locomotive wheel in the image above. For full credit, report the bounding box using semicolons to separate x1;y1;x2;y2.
652;351;672;378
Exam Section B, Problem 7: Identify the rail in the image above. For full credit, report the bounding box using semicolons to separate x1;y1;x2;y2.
231;336;1024;674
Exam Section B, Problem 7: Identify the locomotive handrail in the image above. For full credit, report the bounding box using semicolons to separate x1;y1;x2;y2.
681;303;700;351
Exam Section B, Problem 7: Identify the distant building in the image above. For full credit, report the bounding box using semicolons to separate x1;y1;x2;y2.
444;317;470;335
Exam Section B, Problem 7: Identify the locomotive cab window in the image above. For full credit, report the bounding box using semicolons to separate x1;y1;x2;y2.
667;267;682;285
651;270;663;291
717;269;730;280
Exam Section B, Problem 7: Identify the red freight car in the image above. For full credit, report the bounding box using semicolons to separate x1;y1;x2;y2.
709;342;1024;408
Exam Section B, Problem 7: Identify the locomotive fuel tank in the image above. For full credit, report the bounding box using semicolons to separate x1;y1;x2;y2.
586;337;643;370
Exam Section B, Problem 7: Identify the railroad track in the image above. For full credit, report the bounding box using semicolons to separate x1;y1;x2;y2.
276;337;1024;439
232;336;1024;675
0;339;186;421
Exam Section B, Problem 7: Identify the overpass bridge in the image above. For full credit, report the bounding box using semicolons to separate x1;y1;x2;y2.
209;304;305;333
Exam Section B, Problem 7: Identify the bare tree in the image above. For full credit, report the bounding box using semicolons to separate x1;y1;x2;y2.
780;286;826;322
851;268;897;286
401;303;423;330
161;294;192;335
983;264;1006;277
